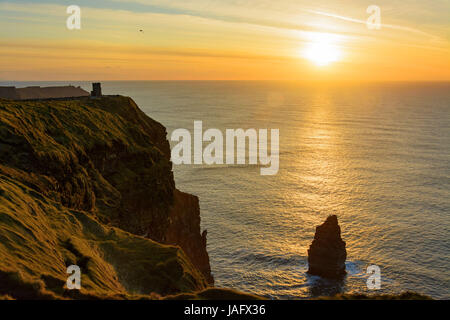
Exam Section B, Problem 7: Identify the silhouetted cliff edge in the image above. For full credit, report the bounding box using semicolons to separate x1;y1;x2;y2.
0;95;231;299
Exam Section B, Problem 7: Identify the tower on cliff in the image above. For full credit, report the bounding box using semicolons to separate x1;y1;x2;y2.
91;83;102;97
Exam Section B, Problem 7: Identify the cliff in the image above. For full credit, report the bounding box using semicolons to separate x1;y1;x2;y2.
0;95;217;299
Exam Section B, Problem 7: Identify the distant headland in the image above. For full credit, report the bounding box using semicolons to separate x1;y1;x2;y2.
0;83;102;100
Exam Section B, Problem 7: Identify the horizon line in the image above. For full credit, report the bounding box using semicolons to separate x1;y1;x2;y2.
2;80;450;83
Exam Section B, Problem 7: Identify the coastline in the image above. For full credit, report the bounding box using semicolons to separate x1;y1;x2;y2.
0;95;433;300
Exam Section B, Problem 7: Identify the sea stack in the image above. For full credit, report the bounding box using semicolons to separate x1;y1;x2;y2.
307;215;347;278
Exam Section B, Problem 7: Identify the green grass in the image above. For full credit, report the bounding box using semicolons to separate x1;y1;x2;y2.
0;174;207;299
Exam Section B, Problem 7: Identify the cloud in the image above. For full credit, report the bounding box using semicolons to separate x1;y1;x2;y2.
306;9;443;43
2;0;447;47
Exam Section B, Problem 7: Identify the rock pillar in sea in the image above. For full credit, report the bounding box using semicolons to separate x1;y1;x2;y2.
307;215;347;278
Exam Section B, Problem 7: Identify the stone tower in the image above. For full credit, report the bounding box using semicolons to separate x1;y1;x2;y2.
91;83;102;97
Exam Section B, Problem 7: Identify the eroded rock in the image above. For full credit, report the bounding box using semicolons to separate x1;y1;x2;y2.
307;215;347;278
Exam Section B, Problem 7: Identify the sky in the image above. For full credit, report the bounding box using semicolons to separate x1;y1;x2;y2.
0;0;449;81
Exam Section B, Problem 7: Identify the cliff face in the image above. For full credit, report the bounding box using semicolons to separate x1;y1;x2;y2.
0;96;213;298
166;190;212;283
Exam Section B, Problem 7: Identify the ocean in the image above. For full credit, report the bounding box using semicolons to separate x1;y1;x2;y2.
4;81;449;299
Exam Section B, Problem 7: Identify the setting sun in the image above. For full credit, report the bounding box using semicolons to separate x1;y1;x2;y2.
303;34;342;66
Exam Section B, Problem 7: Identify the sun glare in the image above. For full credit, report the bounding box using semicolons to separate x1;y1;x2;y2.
303;33;341;67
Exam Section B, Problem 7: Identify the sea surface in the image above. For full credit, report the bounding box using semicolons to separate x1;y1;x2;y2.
4;81;450;299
